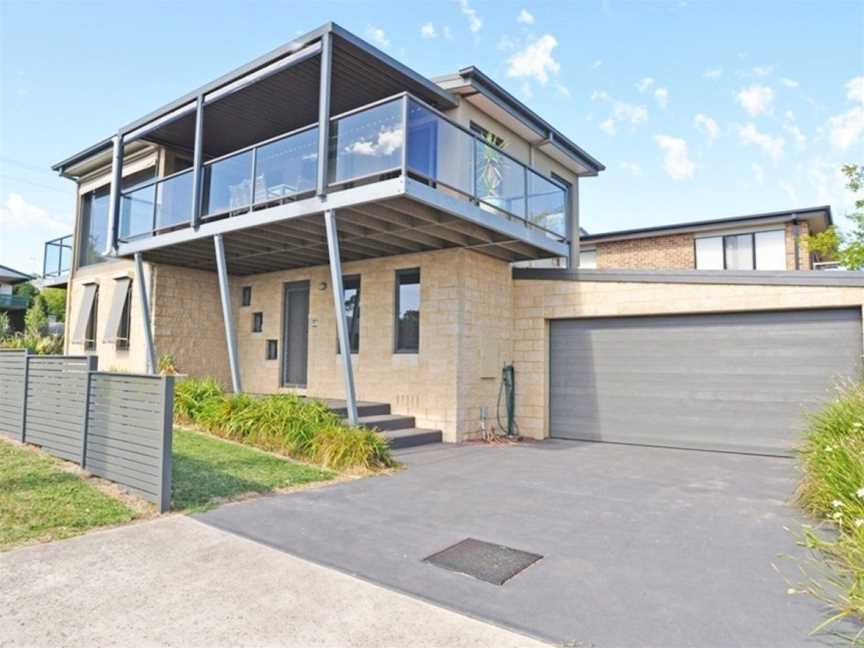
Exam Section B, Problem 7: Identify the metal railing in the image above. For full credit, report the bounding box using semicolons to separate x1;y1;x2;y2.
0;293;29;309
43;234;73;278
117;93;568;243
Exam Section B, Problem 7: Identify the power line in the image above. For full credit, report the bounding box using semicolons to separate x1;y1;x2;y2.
0;174;72;196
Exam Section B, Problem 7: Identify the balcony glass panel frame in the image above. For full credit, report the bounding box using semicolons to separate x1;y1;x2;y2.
43;234;74;278
116;91;569;245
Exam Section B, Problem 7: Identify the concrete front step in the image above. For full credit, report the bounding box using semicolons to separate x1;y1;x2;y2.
355;414;416;432
379;428;444;450
325;400;391;418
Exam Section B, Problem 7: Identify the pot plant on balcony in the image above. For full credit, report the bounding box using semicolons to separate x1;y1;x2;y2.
477;132;508;214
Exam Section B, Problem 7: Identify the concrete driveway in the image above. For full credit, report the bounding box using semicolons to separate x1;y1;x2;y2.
196;440;850;647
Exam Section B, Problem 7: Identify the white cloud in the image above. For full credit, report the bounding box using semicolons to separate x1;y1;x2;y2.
703;67;722;79
738;123;785;160
636;77;655;93
654;135;695;180
751;163;765;185
0;193;70;235
458;0;483;32
826;76;864;152
517;9;535;24
507;34;560;85
784;123;807;150
442;26;453;39
619;161;642;176
780;181;798;202
780;78;799;88
736;84;774;116
751;65;773;77
497;34;517;50
555;82;571;98
420;23;437;39
592;90;648;135
654;87;669;109
591;59;603;69
693;113;719;143
600;118;616;135
365;26;390;49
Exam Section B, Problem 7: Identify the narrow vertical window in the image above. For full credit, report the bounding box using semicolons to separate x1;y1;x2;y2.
266;339;278;360
84;288;99;351
241;286;252;307
339;276;361;354
394;269;420;353
116;282;132;351
252;312;263;333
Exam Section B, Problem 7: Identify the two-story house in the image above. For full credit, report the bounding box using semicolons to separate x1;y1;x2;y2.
52;23;863;456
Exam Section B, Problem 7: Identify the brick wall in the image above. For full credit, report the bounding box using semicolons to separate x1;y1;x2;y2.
595;233;695;269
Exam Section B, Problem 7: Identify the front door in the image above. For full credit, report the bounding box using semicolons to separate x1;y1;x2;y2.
282;281;310;387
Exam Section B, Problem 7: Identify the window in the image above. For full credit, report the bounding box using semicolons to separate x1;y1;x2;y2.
340;276;361;354
84;288;99;351
252;312;263;333
579;249;597;269
78;169;155;268
103;277;132;351
695;229;786;270
241;286;252;307
754;230;786;270
266;339;278;360
395;269;420;353
469;121;504;147
695;237;724;270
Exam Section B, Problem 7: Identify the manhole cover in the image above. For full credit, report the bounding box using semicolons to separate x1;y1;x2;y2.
423;538;542;585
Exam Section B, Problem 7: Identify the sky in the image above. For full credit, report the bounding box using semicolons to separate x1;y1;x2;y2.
1;0;862;274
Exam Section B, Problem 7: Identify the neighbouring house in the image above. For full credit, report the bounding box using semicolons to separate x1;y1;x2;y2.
577;207;832;271
49;23;864;456
0;265;33;332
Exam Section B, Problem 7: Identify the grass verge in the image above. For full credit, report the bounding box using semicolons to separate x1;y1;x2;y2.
795;381;864;641
174;377;394;471
172;427;335;511
0;440;135;551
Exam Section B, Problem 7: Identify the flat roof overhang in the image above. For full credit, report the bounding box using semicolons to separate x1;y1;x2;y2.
116;177;567;275
582;206;833;245
53;23;458;178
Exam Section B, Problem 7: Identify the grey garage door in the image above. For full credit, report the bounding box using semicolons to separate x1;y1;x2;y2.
549;308;863;455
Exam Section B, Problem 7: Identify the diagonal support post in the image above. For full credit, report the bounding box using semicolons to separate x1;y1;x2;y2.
214;234;243;393
134;252;157;374
324;210;358;424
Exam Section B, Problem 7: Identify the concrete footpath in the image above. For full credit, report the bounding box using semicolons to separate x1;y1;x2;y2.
0;515;546;648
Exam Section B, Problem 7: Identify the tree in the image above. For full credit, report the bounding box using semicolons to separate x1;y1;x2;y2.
808;164;864;270
40;287;66;322
24;294;49;336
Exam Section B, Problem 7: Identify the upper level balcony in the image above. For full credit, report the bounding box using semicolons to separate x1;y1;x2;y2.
42;234;73;287
116;93;570;274
54;24;599;277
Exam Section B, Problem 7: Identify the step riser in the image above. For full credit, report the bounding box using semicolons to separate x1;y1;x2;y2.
331;403;391;418
386;430;443;450
360;416;416;432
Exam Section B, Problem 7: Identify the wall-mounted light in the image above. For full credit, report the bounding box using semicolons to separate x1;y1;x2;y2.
318;281;328;291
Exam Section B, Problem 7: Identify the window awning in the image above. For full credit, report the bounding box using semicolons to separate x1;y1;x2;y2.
71;283;98;344
103;278;132;343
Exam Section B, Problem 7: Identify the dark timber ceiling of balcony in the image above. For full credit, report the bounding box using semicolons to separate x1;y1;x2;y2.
142;35;449;159
138;198;548;275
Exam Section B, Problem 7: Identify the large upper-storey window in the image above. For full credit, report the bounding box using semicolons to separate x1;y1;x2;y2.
78;168;155;267
695;229;786;270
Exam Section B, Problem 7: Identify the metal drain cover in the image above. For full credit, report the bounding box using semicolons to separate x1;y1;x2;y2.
423;538;542;585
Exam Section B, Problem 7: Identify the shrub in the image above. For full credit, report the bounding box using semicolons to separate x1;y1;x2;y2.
0;331;64;354
0;312;10;338
173;377;394;471
795;381;864;638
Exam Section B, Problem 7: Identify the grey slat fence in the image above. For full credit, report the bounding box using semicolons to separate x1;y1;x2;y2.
0;349;174;512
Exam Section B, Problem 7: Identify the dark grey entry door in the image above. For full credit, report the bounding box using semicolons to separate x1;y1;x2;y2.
282;281;310;387
549;308;863;456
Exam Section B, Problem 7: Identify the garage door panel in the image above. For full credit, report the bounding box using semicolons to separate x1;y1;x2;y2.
549;308;863;455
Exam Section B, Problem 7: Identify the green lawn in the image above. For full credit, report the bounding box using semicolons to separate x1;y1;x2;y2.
172;427;335;511
0;440;135;551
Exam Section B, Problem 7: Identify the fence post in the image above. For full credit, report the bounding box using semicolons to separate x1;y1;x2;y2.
20;350;30;443
158;374;174;513
80;356;99;468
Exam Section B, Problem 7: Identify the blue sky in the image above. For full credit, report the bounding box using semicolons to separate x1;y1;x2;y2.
1;0;862;273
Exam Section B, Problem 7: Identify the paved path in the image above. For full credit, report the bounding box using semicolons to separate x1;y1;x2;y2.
0;515;546;648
